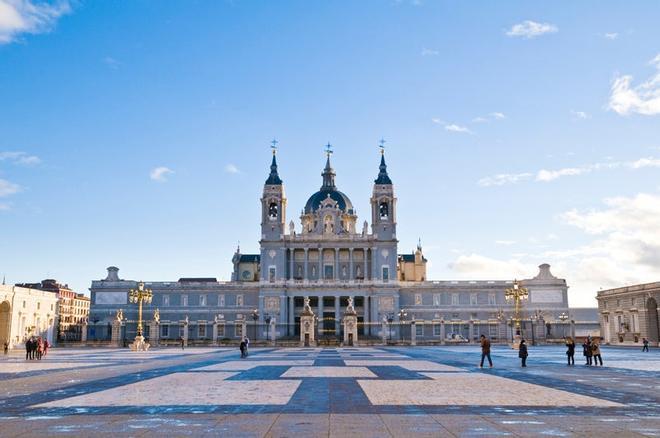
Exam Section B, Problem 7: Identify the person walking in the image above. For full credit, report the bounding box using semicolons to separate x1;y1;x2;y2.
583;338;592;366
239;339;247;358
519;339;528;367
642;338;649;352
180;336;185;350
592;340;603;366
479;334;492;368
565;337;575;366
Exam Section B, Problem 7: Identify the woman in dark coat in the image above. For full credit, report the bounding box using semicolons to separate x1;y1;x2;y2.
565;337;575;365
239;340;246;358
583;339;592;365
518;339;528;367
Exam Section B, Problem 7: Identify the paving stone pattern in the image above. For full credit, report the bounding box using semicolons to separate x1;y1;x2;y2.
0;345;658;437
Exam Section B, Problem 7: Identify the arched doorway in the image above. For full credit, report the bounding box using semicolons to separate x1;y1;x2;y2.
647;297;659;344
0;301;11;347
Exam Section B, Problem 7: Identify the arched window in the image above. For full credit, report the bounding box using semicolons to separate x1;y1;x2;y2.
268;202;278;219
379;202;389;219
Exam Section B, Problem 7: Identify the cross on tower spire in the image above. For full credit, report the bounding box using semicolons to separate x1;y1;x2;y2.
379;138;386;155
271;139;279;155
325;142;333;157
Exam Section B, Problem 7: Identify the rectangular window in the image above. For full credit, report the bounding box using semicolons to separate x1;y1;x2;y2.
161;325;169;338
199;294;207;306
415;294;422;305
163;294;170;306
236;295;244;307
198;324;206;338
433;324;442;336
324;265;334;280
269;267;276;282
433;294;441;306
179;325;186;338
382;266;389;282
235;323;243;338
181;295;188;307
631;313;639;332
217;324;225;338
451;293;459;306
218;294;225;307
470;294;478;306
416;323;424;336
488;293;496;306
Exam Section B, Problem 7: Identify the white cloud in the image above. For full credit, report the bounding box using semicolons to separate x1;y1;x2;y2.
149;166;174;182
444;124;472;134
0;151;41;165
225;163;241;174
570;110;590;120
490;112;506;120
0;178;20;197
479;156;659;186
0;0;71;44
431;118;444;125
448;254;535;280
102;56;120;69
421;47;438;56
478;172;532;187
603;32;618;40
505;20;558;39
472;117;488;123
608;54;660;116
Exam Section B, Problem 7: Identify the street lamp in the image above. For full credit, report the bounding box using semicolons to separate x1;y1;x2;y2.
252;309;259;340
399;309;408;343
505;279;528;349
386;313;394;342
265;314;272;341
128;281;153;350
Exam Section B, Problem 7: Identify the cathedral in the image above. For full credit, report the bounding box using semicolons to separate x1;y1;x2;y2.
88;147;571;344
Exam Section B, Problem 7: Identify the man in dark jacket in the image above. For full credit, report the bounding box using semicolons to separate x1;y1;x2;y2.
479;334;492;368
519;339;528;367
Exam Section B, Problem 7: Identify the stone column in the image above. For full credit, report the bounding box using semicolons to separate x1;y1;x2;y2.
212;322;219;346
270;317;277;344
279;295;287;324
381;319;388;345
349;248;354;281
182;321;189;347
334;296;340;334
149;320;159;347
334;248;339;280
241;320;247;341
288;296;295;327
469;320;475;343
318;249;323;281
318;295;324;336
364;296;370;336
304;249;309;281
411;320;417;346
290;248;295;280
111;319;122;348
81;322;88;345
440;320;446;345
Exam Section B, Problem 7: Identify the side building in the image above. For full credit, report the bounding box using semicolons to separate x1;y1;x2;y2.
597;282;660;347
0;284;58;349
88;148;577;345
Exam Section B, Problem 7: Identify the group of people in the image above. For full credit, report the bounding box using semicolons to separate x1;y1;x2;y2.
25;336;49;360
479;334;609;368
239;337;250;358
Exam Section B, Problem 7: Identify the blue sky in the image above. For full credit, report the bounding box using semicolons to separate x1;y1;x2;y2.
1;1;660;307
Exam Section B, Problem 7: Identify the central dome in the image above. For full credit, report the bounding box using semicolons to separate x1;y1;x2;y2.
303;153;355;215
304;188;354;214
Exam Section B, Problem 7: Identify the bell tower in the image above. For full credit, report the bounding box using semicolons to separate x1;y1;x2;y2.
370;141;398;281
260;141;287;281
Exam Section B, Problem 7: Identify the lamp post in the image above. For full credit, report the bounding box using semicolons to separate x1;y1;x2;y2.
505;280;528;349
252;309;259;341
128;281;153;350
386;313;394;342
399;309;408;342
265;314;272;341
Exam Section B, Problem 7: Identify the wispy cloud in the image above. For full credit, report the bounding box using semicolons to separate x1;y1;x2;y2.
0;0;72;45
421;47;438;56
149;166;174;182
570;110;590;120
444;124;472;134
603;32;619;40
0;151;41;165
480;157;660;186
472;112;506;123
102;56;121;69
225;163;241;174
490;112;506;120
478;173;533;187
0;179;21;197
505;20;558;39
609;53;660;116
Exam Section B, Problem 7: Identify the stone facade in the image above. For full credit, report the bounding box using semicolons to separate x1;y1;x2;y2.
0;284;58;349
597;282;660;346
88;150;575;344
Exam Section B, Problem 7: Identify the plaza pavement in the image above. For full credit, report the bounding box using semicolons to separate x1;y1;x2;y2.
0;345;658;437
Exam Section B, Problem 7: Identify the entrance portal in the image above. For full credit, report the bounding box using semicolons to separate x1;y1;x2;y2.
0;301;10;347
647;298;659;344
